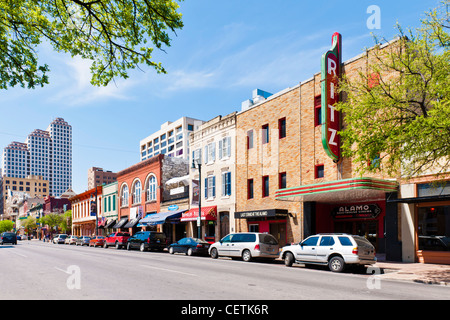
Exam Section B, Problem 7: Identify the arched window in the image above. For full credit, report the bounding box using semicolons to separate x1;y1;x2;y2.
132;179;141;204
121;184;129;207
146;174;157;201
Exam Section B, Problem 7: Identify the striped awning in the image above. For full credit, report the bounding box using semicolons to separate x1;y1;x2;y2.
275;177;398;204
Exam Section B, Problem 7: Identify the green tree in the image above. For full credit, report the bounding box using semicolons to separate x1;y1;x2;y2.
39;213;63;233
0;0;183;89
22;216;37;235
336;0;450;178
0;220;14;233
60;210;72;233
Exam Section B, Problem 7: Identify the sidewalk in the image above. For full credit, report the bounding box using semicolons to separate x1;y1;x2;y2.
374;260;450;286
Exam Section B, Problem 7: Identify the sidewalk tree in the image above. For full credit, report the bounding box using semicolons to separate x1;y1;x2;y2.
0;0;183;89
39;213;63;234
336;0;450;178
0;220;14;233
22;217;37;235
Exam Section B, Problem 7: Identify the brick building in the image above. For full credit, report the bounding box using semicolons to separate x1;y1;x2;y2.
236;34;399;257
70;186;102;236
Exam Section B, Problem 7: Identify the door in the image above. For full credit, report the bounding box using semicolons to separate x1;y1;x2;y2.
269;222;287;247
295;235;319;262
217;234;233;255
316;235;335;263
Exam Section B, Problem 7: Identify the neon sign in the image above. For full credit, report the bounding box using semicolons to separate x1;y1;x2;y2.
321;32;342;162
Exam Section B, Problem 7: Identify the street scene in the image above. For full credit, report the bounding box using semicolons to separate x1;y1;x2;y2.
0;0;449;307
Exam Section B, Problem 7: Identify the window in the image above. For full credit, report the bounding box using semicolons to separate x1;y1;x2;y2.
219;137;231;159
204;143;215;164
262;124;269;144
132;180;141;204
278;118;286;139
146;175;157;201
247;179;254;199
222;172;231;196
247;130;254;149
315;165;324;179
418;206;450;251
314;95;322;126
205;176;216;199
302;236;319;246
121;185;129;206
320;236;335;246
338;236;353;246
262;175;269;197
279;172;287;189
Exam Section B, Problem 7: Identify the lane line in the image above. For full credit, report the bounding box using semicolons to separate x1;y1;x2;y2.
139;264;198;277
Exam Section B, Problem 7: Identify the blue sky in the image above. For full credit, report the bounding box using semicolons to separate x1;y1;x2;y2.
0;0;439;194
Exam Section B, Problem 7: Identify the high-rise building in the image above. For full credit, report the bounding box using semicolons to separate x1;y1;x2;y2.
139;117;204;162
1;117;72;197
87;167;117;190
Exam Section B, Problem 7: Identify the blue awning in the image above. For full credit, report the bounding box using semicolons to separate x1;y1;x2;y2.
138;209;186;226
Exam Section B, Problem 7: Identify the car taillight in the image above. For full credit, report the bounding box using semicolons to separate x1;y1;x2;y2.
254;244;260;251
197;244;202;248
352;247;358;255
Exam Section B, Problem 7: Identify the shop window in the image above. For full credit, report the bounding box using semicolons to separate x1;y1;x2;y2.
278;118;286;139
262;176;269;197
315;164;324;179
418;206;450;251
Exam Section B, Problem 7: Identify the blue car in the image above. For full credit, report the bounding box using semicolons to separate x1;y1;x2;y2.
168;237;210;256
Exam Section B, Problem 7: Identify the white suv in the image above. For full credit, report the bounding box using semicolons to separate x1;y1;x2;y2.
280;233;376;272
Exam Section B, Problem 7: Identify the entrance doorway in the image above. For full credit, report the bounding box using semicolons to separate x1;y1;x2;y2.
335;220;378;250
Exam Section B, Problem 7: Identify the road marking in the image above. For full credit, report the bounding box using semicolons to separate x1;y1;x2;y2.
139;264;198;277
8;250;27;258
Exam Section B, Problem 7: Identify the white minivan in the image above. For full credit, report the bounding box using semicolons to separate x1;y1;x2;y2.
209;232;279;262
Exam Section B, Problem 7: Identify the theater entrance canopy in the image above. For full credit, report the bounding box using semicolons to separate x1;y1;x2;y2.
275;177;398;204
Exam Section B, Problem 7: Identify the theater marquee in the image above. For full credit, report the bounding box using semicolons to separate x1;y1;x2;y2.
321;32;342;162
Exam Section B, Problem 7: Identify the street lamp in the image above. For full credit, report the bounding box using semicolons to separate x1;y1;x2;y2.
192;156;202;240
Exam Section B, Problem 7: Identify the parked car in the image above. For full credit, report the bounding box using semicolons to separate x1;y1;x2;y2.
126;231;167;252
65;235;79;245
280;233;376;272
52;234;68;244
89;236;106;247
209;232;279;262
168;237;210;256
0;232;17;245
76;236;91;246
104;232;131;249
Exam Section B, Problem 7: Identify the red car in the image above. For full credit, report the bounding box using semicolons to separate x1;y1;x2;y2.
104;232;131;249
89;236;106;247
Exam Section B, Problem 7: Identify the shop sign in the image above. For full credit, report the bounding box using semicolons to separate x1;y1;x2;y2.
331;203;381;220
321;32;342;162
235;209;288;219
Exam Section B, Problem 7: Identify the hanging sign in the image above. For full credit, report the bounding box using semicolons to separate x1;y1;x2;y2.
331;203;381;220
321;32;342;162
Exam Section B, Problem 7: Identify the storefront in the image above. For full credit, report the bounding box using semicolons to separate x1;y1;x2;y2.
181;206;217;243
276;177;399;256
138;209;187;244
234;209;289;247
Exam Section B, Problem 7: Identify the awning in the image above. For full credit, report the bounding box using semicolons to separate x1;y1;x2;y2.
104;219;117;229
123;218;140;228
165;175;190;188
181;206;217;222
113;217;128;229
138;209;186;226
275;177;398;204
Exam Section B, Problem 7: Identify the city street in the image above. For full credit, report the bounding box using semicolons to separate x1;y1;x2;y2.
1;240;449;301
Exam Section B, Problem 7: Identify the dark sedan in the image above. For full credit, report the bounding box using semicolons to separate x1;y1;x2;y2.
168;237;210;256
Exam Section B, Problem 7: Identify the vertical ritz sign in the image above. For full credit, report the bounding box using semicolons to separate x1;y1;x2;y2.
321;32;342;162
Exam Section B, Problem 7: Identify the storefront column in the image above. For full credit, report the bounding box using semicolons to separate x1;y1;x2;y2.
385;192;402;262
303;201;316;238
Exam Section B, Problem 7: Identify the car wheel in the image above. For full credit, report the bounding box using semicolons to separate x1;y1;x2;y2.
210;247;219;259
329;256;345;272
169;247;174;254
140;243;146;252
242;249;252;262
127;243;131;251
115;242;120;249
284;252;294;267
187;248;193;256
104;243;108;248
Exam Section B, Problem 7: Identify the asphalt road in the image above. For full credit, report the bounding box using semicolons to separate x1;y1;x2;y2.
1;240;449;301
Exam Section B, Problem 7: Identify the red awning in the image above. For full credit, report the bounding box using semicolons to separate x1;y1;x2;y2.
181;206;217;222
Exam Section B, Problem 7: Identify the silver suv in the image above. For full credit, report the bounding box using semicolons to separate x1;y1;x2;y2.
280;233;376;272
209;232;279;262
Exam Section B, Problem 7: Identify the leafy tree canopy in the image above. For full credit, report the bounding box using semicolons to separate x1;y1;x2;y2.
336;0;450;179
0;0;184;88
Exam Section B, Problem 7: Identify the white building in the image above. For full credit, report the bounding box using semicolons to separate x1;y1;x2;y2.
187;112;237;241
1;118;72;197
139;117;204;162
